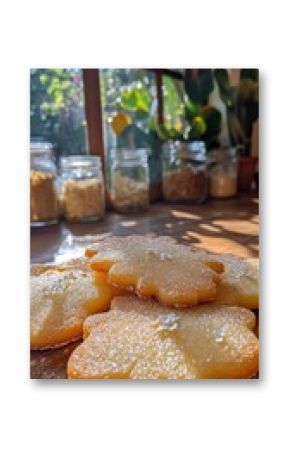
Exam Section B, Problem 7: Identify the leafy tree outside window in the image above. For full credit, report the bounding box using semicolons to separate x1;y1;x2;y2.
30;69;88;159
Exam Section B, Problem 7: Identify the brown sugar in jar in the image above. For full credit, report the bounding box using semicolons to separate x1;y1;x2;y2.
30;171;59;223
208;148;239;199
162;166;207;203
30;142;59;227
61;178;105;221
60;156;105;222
162;141;208;204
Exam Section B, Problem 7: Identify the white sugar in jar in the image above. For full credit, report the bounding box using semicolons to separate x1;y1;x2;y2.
208;148;239;199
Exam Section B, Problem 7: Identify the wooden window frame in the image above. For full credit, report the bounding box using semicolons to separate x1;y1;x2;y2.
82;69;184;164
82;69;105;168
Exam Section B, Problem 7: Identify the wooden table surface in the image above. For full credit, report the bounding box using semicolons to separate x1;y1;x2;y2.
30;194;259;379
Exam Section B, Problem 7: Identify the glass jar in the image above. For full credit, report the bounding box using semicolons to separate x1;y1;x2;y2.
60;156;105;222
30;142;59;227
110;148;150;213
162;141;208;203
208;148;239;198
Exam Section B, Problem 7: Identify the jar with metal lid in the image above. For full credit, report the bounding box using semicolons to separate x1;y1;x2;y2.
162;141;208;203
60;156;105;222
30;141;59;227
208;147;239;198
110;148;150;213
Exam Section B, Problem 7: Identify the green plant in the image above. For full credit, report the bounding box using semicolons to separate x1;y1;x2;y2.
108;69;259;165
181;69;222;149
214;69;259;155
109;70;223;152
114;70;223;150
30;69;87;158
162;76;184;138
165;69;258;154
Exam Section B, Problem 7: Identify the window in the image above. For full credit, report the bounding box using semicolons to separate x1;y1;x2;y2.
100;69;157;156
162;74;184;136
30;69;88;159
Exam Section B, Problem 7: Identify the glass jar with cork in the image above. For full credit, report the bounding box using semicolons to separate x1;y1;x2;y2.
30;141;59;227
162;140;208;203
59;156;105;222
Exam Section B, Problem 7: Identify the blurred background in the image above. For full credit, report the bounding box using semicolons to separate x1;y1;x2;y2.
30;68;259;274
30;68;259;233
30;69;258;169
30;68;258;200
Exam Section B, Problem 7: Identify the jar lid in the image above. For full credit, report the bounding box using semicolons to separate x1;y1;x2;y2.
30;141;54;157
111;148;149;162
30;140;53;149
163;140;207;163
208;147;239;163
187;141;206;153
60;155;102;170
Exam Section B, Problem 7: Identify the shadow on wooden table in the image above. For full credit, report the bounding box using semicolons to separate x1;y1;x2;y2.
97;196;259;258
31;195;259;262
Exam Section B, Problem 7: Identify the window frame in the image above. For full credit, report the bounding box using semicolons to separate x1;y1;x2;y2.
82;69;184;168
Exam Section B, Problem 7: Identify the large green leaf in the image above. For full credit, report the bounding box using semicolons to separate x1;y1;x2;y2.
118;90;139;111
201;106;222;138
184;69;214;104
185;99;199;122
163;76;184;129
187;115;207;140
119;85;150;112
136;86;151;112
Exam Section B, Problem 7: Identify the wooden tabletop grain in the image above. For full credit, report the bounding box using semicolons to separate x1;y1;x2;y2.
31;194;259;263
30;194;259;379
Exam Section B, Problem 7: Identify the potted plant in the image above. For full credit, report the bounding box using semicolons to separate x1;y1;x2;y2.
214;69;259;191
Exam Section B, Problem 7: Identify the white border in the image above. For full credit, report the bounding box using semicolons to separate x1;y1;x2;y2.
1;1;289;448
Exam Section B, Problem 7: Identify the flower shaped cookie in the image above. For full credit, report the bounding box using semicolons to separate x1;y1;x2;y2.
67;295;259;379
30;268;116;349
89;236;224;307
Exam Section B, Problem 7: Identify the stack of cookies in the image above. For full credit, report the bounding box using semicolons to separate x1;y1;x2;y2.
30;236;259;379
